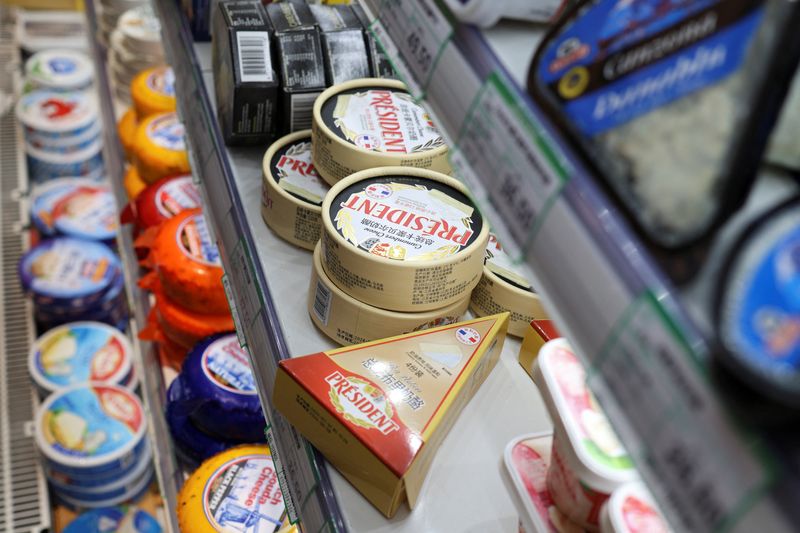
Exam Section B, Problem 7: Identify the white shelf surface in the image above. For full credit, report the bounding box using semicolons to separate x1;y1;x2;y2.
194;42;553;532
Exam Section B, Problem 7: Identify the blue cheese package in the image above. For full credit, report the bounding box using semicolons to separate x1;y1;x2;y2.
530;0;800;252
716;197;800;408
31;179;118;243
26;139;105;183
165;376;244;464
178;333;266;441
19;238;122;310
64;507;162;533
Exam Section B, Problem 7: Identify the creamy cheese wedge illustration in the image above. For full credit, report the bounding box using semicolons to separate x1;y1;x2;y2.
40;330;77;375
50;410;87;450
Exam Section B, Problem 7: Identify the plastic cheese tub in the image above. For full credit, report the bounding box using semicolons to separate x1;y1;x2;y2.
19;237;121;309
133;174;200;229
24;50;94;92
534;338;639;529
130;66;176;119
29;321;134;397
149;209;228;314
35;384;148;479
178;333;265;441
312;78;450;185
26;121;100;154
16;90;98;142
177;445;286;533
49;182;119;243
133;112;190;184
30;177;95;236
320;167;488;312
117;5;164;58
26;139;104;183
600;482;671;533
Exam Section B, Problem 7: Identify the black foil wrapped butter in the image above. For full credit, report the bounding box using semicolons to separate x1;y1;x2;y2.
309;4;371;86
266;0;327;134
212;1;278;146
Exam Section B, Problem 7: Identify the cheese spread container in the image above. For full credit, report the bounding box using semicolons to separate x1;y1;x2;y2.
26;140;105;183
133;175;200;229
123;165;147;201
35;384;147;479
133;112;191;184
54;466;153;510
149;209;228;314
715;197;800;407
27;121;101;155
151;288;235;349
117;5;163;57
30;177;94;236
34;271;129;332
25;50;94;92
17;90;98;142
503;431;591;533
470;233;548;337
178;333;265;441
118;108;138;161
274;313;509;517
64;506;162;533
50;182;119;243
29;321;134;397
321;167;488;312
166;376;247;464
261;130;330;250
600;482;671;533
19;237;121;309
309;242;469;346
177;445;286;533
312;78;450;185
534;339;638;529
130;66;176;119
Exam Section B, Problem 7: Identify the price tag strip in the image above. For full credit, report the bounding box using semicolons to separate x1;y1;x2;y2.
589;292;774;532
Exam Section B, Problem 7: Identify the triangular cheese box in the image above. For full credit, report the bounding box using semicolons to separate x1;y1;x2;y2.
274;313;510;517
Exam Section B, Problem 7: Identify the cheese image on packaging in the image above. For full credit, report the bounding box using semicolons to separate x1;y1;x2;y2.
321;167;488;312
133;112;191;184
50;183;119;243
261;130;330;250
177;445;286;533
470;233;548;337
312;78;450;185
130;66;176;119
274;313;510;517
308;242;469;346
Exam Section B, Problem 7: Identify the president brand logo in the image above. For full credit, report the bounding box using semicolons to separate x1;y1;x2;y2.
340;193;473;246
368;90;408;153
325;371;400;435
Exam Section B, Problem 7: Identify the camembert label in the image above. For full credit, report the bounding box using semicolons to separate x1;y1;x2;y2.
322;88;444;153
485;233;533;292
270;136;329;205
330;176;483;262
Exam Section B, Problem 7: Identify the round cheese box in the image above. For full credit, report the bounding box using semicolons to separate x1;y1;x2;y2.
261;130;329;250
309;241;469;345
17;90;98;141
312;78;450;185
133;112;190;184
134;174;200;229
321;167;488;311
25;50;94;92
130;66;176;119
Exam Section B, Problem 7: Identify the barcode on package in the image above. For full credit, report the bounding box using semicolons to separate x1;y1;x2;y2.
312;279;332;326
237;32;273;83
290;92;319;131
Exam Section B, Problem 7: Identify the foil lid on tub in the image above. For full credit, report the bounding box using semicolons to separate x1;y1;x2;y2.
19;237;121;309
261;130;329;250
470;233;548;338
715;196;800;407
320;167;487;312
29;321;134;396
312;78;450;185
529;0;800;251
17;90;98;138
25;50;94;92
177;445;286;533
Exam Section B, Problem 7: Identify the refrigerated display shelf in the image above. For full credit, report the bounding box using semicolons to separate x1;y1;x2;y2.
84;3;181;532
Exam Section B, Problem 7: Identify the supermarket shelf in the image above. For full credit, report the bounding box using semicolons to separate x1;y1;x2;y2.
360;1;799;532
84;4;181;532
155;1;553;531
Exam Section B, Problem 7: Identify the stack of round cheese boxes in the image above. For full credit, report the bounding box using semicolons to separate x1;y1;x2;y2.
261;78;548;344
17;50;153;511
107;4;166;103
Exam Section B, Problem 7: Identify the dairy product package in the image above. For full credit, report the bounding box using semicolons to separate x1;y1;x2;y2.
518;318;560;379
274;313;509;517
530;0;800;253
310;5;371;86
349;4;396;79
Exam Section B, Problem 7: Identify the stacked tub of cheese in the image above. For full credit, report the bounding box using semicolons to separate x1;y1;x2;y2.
108;5;165;103
17;50;105;183
96;0;149;47
165;333;267;465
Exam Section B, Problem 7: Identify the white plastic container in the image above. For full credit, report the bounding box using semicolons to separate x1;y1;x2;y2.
16;90;98;141
29;322;135;397
24;50;94;93
534;339;639;529
443;0;567;27
26;139;104;182
600;482;671;533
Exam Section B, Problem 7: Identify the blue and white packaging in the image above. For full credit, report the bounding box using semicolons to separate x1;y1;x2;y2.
16;90;98;141
64;506;162;533
24;50;94;92
26;139;104;183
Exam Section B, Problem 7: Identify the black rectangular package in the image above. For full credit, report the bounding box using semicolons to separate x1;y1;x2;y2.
350;3;396;79
212;0;279;146
266;0;327;133
309;4;371;86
